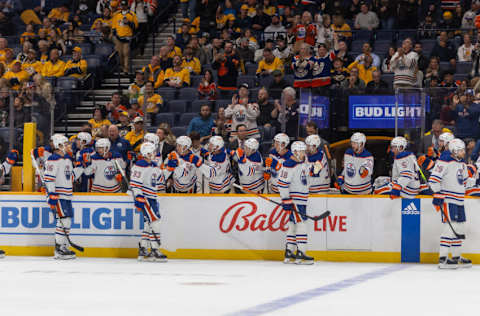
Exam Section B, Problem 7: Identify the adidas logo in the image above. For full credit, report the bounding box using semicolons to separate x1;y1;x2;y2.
402;202;420;215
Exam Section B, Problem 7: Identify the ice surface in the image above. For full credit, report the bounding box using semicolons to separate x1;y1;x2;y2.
0;257;478;316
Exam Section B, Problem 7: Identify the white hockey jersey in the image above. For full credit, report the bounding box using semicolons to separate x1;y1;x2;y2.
83;152;126;193
268;149;293;193
429;152;467;206
153;153;166;193
341;148;374;194
233;150;265;192
391;151;421;198
44;153;80;200
130;159;163;199
205;148;233;193
164;151;211;192
0;160;12;182
307;149;330;193
277;158;310;206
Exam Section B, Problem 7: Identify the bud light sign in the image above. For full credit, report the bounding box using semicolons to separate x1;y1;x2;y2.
349;94;428;129
299;90;329;128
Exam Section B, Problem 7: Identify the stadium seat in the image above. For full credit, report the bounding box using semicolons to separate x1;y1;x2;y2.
373;40;393;54
156;87;177;101
191;100;214;112
439;61;452;70
0;128;20;144
420;40;436;54
215;99;231;110
218;89;235;99
191;75;203;87
246;63;258;75
350;40;365;54
456;62;472;74
354;30;372;41
171;126;187;137
77;43;92;55
397;30;417;41
168;100;188;114
179;87;198;101
250;87;260;97
259;75;273;88
155;113;175;126
454;74;469;82
375;30;394;41
238;75;256;88
94;43;114;59
284;75;294;86
57;77;79;90
179;113;198;126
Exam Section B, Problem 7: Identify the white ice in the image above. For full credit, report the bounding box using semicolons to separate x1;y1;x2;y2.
0;257;478;316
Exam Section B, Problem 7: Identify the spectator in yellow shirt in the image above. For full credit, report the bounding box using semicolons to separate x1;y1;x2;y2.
0;37;7;62
166;35;182;58
88;107;112;139
3;49;16;72
125;116;145;152
331;15;352;41
38;40;50;64
64;47;88;79
153;69;165;88
41;49;66;78
112;0;138;73
92;8;112;29
164;55;191;88
142;55;162;82
48;5;70;24
256;48;284;76
347;55;377;84
3;61;30;90
138;81;164;123
22;49;43;75
181;47;201;75
20;24;37;45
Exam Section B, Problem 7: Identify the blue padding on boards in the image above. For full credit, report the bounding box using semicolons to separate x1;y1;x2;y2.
401;199;421;262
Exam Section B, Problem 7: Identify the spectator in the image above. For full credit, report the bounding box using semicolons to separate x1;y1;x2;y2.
390;38;418;89
440;99;456;128
440;70;458;88
111;0;138;73
458;34;474;62
312;43;336;90
236;38;254;64
397;0;419;29
186;104;215;141
341;67;366;93
418;13;437;39
381;45;396;74
127;70;146;101
158;46;173;70
430;31;456;69
164;55;191;88
128;99;144;118
365;70;389;94
345;0;361;21
88;107;112;139
22;49;43;76
251;4;271;34
142;55;162;83
228;124;248;150
262;0;276;16
17;42;33;63
254;38;274;63
414;42;428;73
347;55;377;85
269;69;289;99
264;13;286;41
354;2;379;30
462;2;477;30
105;91;128;123
330;57;349;88
225;92;260;140
3;61;30;90
234;5;253;35
273;36;293;66
335;40;354;66
425;57;441;84
3;48;15;71
37;40;50;63
93;7;113;29
108;124;132;161
256;87;279;129
423;119;446;153
454;93;476;139
189;37;207;65
138;81;163;124
212;48;239;92
156;127;175;161
41;49;65;77
206;38;224;64
33;74;55;106
295;11;317;48
166;35;182;58
331;15;352;43
125;116;145;153
115;111;132;138
354;42;380;69
278;86;299;138
316;14;334;48
48;4;70;24
256;48;284;77
13;96;30;128
48;29;66;56
376;0;396;29
131;0;153;56
181;47;201;75
64;46;87;79
176;23;192;50
198;69;217;101
21;24;37;46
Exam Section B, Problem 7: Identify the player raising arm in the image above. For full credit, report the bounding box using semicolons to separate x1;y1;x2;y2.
305;135;330;193
231;138;265;193
204;136;234;193
267;133;292;193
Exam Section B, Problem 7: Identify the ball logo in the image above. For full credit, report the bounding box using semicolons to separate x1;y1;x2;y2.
457;168;464;185
104;165;116;181
346;163;355;178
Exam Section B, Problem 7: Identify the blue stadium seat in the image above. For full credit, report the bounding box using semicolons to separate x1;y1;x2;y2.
155;113;175;126
238;75;256;88
191;100;214;112
77;43;92;55
191;75;203;87
373;40;393;54
215;99;231;110
179;113;198;126
57;77;79;90
156;87;177;101
246;63;258;75
179;87;198;101
354;30;372;41
439;61;452;70
168;100;188;113
397;30;417;41
375;30;394;41
94;43;114;59
350;40;365;53
171;126;187;137
284;74;294;86
0;128;20;144
454;74;469;82
456;62;472;74
259;75;273;88
420;40;436;55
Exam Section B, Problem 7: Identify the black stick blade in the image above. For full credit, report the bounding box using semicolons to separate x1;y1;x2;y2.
312;210;331;221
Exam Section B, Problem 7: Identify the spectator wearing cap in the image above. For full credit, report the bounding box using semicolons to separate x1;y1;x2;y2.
458;34;474;62
235;5;253;33
125;116;145;153
256;48;284;77
269;69;289;99
127;70;146;100
181;47;201;75
430;31;456;69
166;35;183;58
138;81;163;124
365;70;389;94
116;111;132;138
198;69;217;100
111;0;138;73
354;2;379;30
41;49;65;77
164;55;191;88
273;36;293;66
354;42;380;69
64;46;88;79
347;54;377;85
142;55;162;83
186;104;215;141
225;90;260;141
88;107;112;139
264;13;286;41
3;61;30;90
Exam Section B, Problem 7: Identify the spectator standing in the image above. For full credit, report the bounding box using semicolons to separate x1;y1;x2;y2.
278;87;299;138
186;104;215;142
295;11;317;49
225;92;260;140
422;119;446;153
125;116;145;152
156;127;175;161
390;38;419;90
212;47;239;92
236;38;254;64
430;31;456;69
111;0;138;74
330;57;349;88
454;93;476;139
269;69;289;99
292;43;313;88
458;34;474;62
354;2;379;30
273;36;293;67
376;0;396;29
256;87;280;130
251;4;271;36
138;81;163;124
381;45;396;74
13;96;30;128
131;0;153;56
264;13;286;41
414;42;429;73
197;69;217;101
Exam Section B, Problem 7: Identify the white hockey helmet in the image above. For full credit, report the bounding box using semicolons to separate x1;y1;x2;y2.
176;135;192;154
448;138;465;155
291;141;307;160
351;132;366;145
439;132;454;145
209;136;224;152
305;134;321;148
77;132;92;146
144;133;159;146
95;138;111;154
390;136;407;152
273;133;290;147
140;142;156;160
244;138;259;151
52;134;69;153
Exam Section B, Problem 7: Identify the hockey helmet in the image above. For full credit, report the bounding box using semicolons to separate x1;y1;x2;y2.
209;136;224;152
77;132;92;147
95;138;111;155
140;142;156;160
244;138;259;152
390;136;407;152
144;133;159;146
439;132;454;145
176;136;192;154
52;134;69;154
273;133;290;147
291;141;307;160
448;138;465;158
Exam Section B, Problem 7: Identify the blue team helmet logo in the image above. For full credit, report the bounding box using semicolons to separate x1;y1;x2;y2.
346;163;355;178
457;169;464;185
104;166;116;180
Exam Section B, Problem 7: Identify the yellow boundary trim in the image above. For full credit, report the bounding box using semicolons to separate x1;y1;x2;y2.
330;136;394;149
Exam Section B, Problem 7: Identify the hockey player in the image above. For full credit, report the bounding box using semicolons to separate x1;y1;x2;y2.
73;132;94;192
32;136;55;191
142;133;167;193
82;138;126;193
418;132;454;177
278;141;314;265
374;137;422;199
429;138;472;269
0;149;19;184
164;136;210;193
305;135;330;193
267;133;292;193
231;138;264;193
205;136;233;193
336;132;374;194
44;134;81;260
130;142;167;262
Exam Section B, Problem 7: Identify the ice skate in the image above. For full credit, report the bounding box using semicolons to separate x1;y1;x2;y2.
0;249;5;258
295;250;314;265
283;248;296;264
137;243;150;261
453;256;472;268
54;243;76;260
150;249;167;262
438;256;457;269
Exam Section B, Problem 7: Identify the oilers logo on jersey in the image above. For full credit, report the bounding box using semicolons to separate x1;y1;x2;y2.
151;174;158;187
346;163;355;177
104;166;116;181
234;110;246;123
64;166;72;180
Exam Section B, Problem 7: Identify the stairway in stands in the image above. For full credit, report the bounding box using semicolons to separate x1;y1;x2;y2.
55;8;181;137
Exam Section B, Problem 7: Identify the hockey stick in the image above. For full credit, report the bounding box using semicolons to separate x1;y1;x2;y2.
31;153;84;252
232;183;330;221
439;204;465;240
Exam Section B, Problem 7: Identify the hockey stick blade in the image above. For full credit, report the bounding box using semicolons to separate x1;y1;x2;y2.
440;205;465;240
311;210;331;221
67;239;85;252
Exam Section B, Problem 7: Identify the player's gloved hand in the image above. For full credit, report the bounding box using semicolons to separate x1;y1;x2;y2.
263;171;271;180
189;154;203;167
6;149;19;165
264;157;273;168
167;154;179;170
134;195;146;209
432;193;444;212
82;152;91;165
234;148;246;163
359;165;369;178
390;183;401;200
467;164;477;178
313;161;323;175
334;175;344;190
33;146;45;158
282;199;294;211
47;193;59;207
115;173;122;183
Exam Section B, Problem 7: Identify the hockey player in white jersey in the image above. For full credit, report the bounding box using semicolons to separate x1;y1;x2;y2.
374;137;421;199
336;132;374;194
82;138;125;193
429;138;472;269
231;138;265;193
142;133;167;193
130;142;167;262
305;135;330;193
164;136;210;193
0;149;19;258
205;136;233;193
44;134;81;260
73;132;94;192
267;133;292;193
278;141;314;265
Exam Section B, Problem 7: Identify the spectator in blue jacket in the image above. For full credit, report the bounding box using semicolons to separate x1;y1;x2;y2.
186;104;215;143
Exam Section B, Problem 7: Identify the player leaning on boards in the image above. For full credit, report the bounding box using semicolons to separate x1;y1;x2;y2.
428;139;472;269
130;142;167;262
305;135;330;194
230;138;265;194
278;141;314;265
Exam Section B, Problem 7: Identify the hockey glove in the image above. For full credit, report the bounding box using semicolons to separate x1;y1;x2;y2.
334;175;344;190
432;193;444;212
134;195;146;210
359;165;369;178
127;151;136;162
264;157;273;168
282;199;294;211
189;154;203;167
47;193;59;207
312;161;323;176
167;156;179;171
82;152;91;165
390;183;401;200
263;171;271;180
6;149;19;165
234;148;246;163
115;173;122;183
